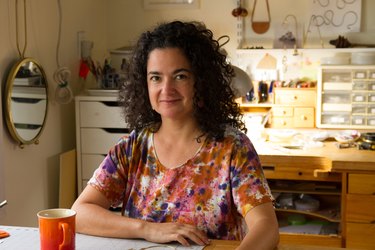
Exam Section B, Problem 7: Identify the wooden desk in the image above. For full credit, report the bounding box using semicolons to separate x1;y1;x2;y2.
255;141;375;172
252;140;375;249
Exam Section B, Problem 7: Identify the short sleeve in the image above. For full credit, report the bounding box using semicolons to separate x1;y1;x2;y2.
88;134;132;208
229;132;273;217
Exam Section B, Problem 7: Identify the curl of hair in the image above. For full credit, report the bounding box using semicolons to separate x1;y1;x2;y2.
118;21;246;140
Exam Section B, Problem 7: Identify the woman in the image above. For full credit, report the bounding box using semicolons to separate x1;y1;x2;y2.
72;20;279;249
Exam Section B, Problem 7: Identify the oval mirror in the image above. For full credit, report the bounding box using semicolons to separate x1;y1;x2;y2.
3;58;48;147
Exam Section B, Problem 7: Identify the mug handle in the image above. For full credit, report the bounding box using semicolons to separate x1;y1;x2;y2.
59;222;71;250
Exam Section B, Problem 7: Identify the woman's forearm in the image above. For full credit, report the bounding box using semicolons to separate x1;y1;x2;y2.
72;202;146;239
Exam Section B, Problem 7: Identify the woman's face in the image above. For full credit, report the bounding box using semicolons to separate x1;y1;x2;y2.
147;47;195;122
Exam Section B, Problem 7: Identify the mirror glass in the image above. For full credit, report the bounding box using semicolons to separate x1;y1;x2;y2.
4;58;48;147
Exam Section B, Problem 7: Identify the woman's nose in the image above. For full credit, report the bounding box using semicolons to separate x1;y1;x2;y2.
161;77;175;92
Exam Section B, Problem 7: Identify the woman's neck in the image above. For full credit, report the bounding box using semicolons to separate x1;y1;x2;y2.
157;119;202;142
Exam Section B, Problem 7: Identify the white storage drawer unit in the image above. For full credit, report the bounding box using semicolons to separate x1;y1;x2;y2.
317;65;375;129
75;94;129;193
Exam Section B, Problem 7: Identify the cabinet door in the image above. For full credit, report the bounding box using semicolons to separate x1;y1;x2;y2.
270;117;293;128
346;194;375;223
272;107;293;116
275;89;316;106
348;174;375;194
293;107;315;127
346;223;375;249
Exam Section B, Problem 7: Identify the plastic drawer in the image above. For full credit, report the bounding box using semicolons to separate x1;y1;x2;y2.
369;82;375;91
353;71;367;79
352;104;367;114
323;92;351;103
367;116;375;126
352;116;366;126
322;70;351;82
368;93;375;103
368;105;375;115
352;93;367;103
323;82;352;91
321;112;350;125
352;81;368;90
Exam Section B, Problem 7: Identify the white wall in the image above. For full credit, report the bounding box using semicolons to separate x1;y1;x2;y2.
0;0;374;227
106;0;375;60
0;0;108;227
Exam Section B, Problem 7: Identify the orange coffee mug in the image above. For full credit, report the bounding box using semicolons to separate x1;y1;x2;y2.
37;208;76;250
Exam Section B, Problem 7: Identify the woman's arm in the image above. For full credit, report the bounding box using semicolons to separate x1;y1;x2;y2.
237;202;279;250
71;185;209;246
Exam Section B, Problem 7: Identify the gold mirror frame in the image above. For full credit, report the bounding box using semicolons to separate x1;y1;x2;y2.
3;57;49;148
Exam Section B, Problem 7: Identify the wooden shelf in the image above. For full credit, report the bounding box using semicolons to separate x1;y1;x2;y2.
240;102;274;108
276;208;341;223
237;48;375;55
272;188;341;196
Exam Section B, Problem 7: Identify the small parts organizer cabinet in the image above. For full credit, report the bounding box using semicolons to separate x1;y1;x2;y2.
317;65;375;128
271;88;316;128
75;93;129;193
345;173;375;249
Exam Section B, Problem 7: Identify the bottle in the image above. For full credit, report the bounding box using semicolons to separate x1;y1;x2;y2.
102;59;111;88
258;81;268;103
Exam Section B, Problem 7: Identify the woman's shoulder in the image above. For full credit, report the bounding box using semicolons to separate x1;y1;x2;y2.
117;127;153;146
223;126;249;143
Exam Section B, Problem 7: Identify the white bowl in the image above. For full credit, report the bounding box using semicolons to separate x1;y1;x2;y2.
334;130;361;143
267;129;298;143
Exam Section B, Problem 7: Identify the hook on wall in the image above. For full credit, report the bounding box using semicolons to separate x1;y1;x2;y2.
281;14;299;56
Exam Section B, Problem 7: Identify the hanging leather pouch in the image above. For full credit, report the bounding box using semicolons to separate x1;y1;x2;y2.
252;22;270;34
251;0;271;34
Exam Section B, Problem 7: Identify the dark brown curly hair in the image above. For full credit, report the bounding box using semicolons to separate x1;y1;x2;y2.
118;20;246;140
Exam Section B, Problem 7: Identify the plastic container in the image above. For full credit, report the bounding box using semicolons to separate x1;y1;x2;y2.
351;52;375;65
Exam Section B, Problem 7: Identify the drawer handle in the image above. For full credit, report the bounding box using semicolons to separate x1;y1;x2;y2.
262;165;275;172
313;169;329;178
371;220;375;224
101;101;120;107
103;128;129;134
301;115;307;120
12;97;44;104
293;96;298;100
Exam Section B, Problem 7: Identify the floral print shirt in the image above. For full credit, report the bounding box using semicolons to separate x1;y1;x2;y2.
88;126;273;240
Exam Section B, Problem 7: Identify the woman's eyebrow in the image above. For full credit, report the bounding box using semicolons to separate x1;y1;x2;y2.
173;68;192;74
147;68;192;75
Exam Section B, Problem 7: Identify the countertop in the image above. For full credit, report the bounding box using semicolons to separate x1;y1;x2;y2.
253;140;375;172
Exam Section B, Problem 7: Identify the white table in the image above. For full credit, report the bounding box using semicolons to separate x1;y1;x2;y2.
0;225;204;250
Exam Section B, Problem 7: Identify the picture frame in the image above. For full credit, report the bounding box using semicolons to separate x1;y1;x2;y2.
143;0;199;10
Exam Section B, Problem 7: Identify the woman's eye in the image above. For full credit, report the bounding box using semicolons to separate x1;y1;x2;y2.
175;74;188;80
149;75;161;82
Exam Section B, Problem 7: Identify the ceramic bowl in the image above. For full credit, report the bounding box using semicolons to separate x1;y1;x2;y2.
334;130;361;143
